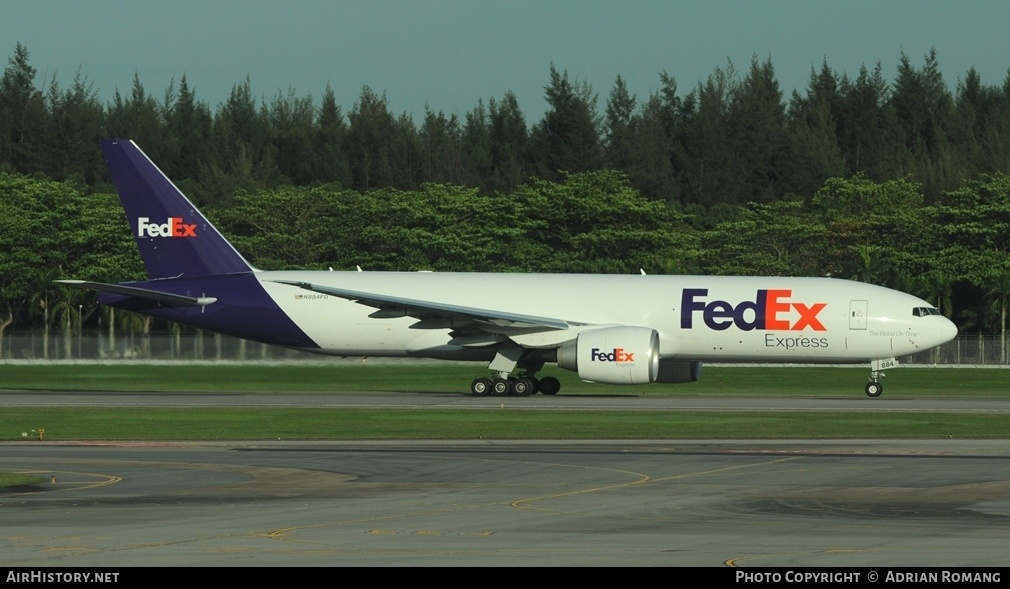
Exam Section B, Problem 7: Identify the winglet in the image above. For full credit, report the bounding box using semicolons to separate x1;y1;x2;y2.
100;139;255;279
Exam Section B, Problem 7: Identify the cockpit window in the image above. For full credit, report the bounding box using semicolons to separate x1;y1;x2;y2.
912;307;941;317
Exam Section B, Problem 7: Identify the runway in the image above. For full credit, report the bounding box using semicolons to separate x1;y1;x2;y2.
2;392;1010;567
5;390;1010;413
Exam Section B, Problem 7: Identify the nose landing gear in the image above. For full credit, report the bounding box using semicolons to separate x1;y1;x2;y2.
866;358;896;398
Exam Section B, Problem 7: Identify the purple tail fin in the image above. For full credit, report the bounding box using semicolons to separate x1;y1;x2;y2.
100;139;254;279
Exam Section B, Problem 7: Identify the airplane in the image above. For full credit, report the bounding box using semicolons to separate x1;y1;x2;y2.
58;139;958;398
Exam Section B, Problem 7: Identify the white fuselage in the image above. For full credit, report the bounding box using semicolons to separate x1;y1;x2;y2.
256;272;957;363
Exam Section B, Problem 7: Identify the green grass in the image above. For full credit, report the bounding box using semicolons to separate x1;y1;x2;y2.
0;472;46;488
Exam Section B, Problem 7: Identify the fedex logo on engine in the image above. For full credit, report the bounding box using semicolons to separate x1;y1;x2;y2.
137;217;197;238
591;348;635;363
681;288;827;331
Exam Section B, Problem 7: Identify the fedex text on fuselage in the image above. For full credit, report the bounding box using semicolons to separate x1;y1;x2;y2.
680;288;827;332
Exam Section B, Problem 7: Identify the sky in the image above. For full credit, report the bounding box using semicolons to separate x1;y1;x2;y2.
4;0;1010;122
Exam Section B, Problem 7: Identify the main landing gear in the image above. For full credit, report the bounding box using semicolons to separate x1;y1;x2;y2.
469;345;560;397
470;373;561;397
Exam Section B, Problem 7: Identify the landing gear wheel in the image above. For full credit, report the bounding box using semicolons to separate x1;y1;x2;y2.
471;377;492;397
539;376;561;395
491;378;510;396
865;382;883;398
511;377;534;397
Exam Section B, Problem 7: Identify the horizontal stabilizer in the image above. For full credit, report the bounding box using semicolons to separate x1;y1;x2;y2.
270;280;574;331
56;280;217;307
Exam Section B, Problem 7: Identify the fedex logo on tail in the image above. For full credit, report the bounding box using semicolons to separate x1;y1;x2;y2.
137;217;197;238
681;289;827;331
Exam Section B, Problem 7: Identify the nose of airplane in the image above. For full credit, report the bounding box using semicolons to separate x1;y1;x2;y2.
939;316;958;343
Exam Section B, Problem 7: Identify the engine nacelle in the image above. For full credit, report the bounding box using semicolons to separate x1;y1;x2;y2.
557;326;660;384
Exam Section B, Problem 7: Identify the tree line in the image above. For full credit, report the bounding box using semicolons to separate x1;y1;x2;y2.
3;43;1009;207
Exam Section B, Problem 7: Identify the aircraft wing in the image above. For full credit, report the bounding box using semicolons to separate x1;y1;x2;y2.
270;280;577;331
56;280;218;307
